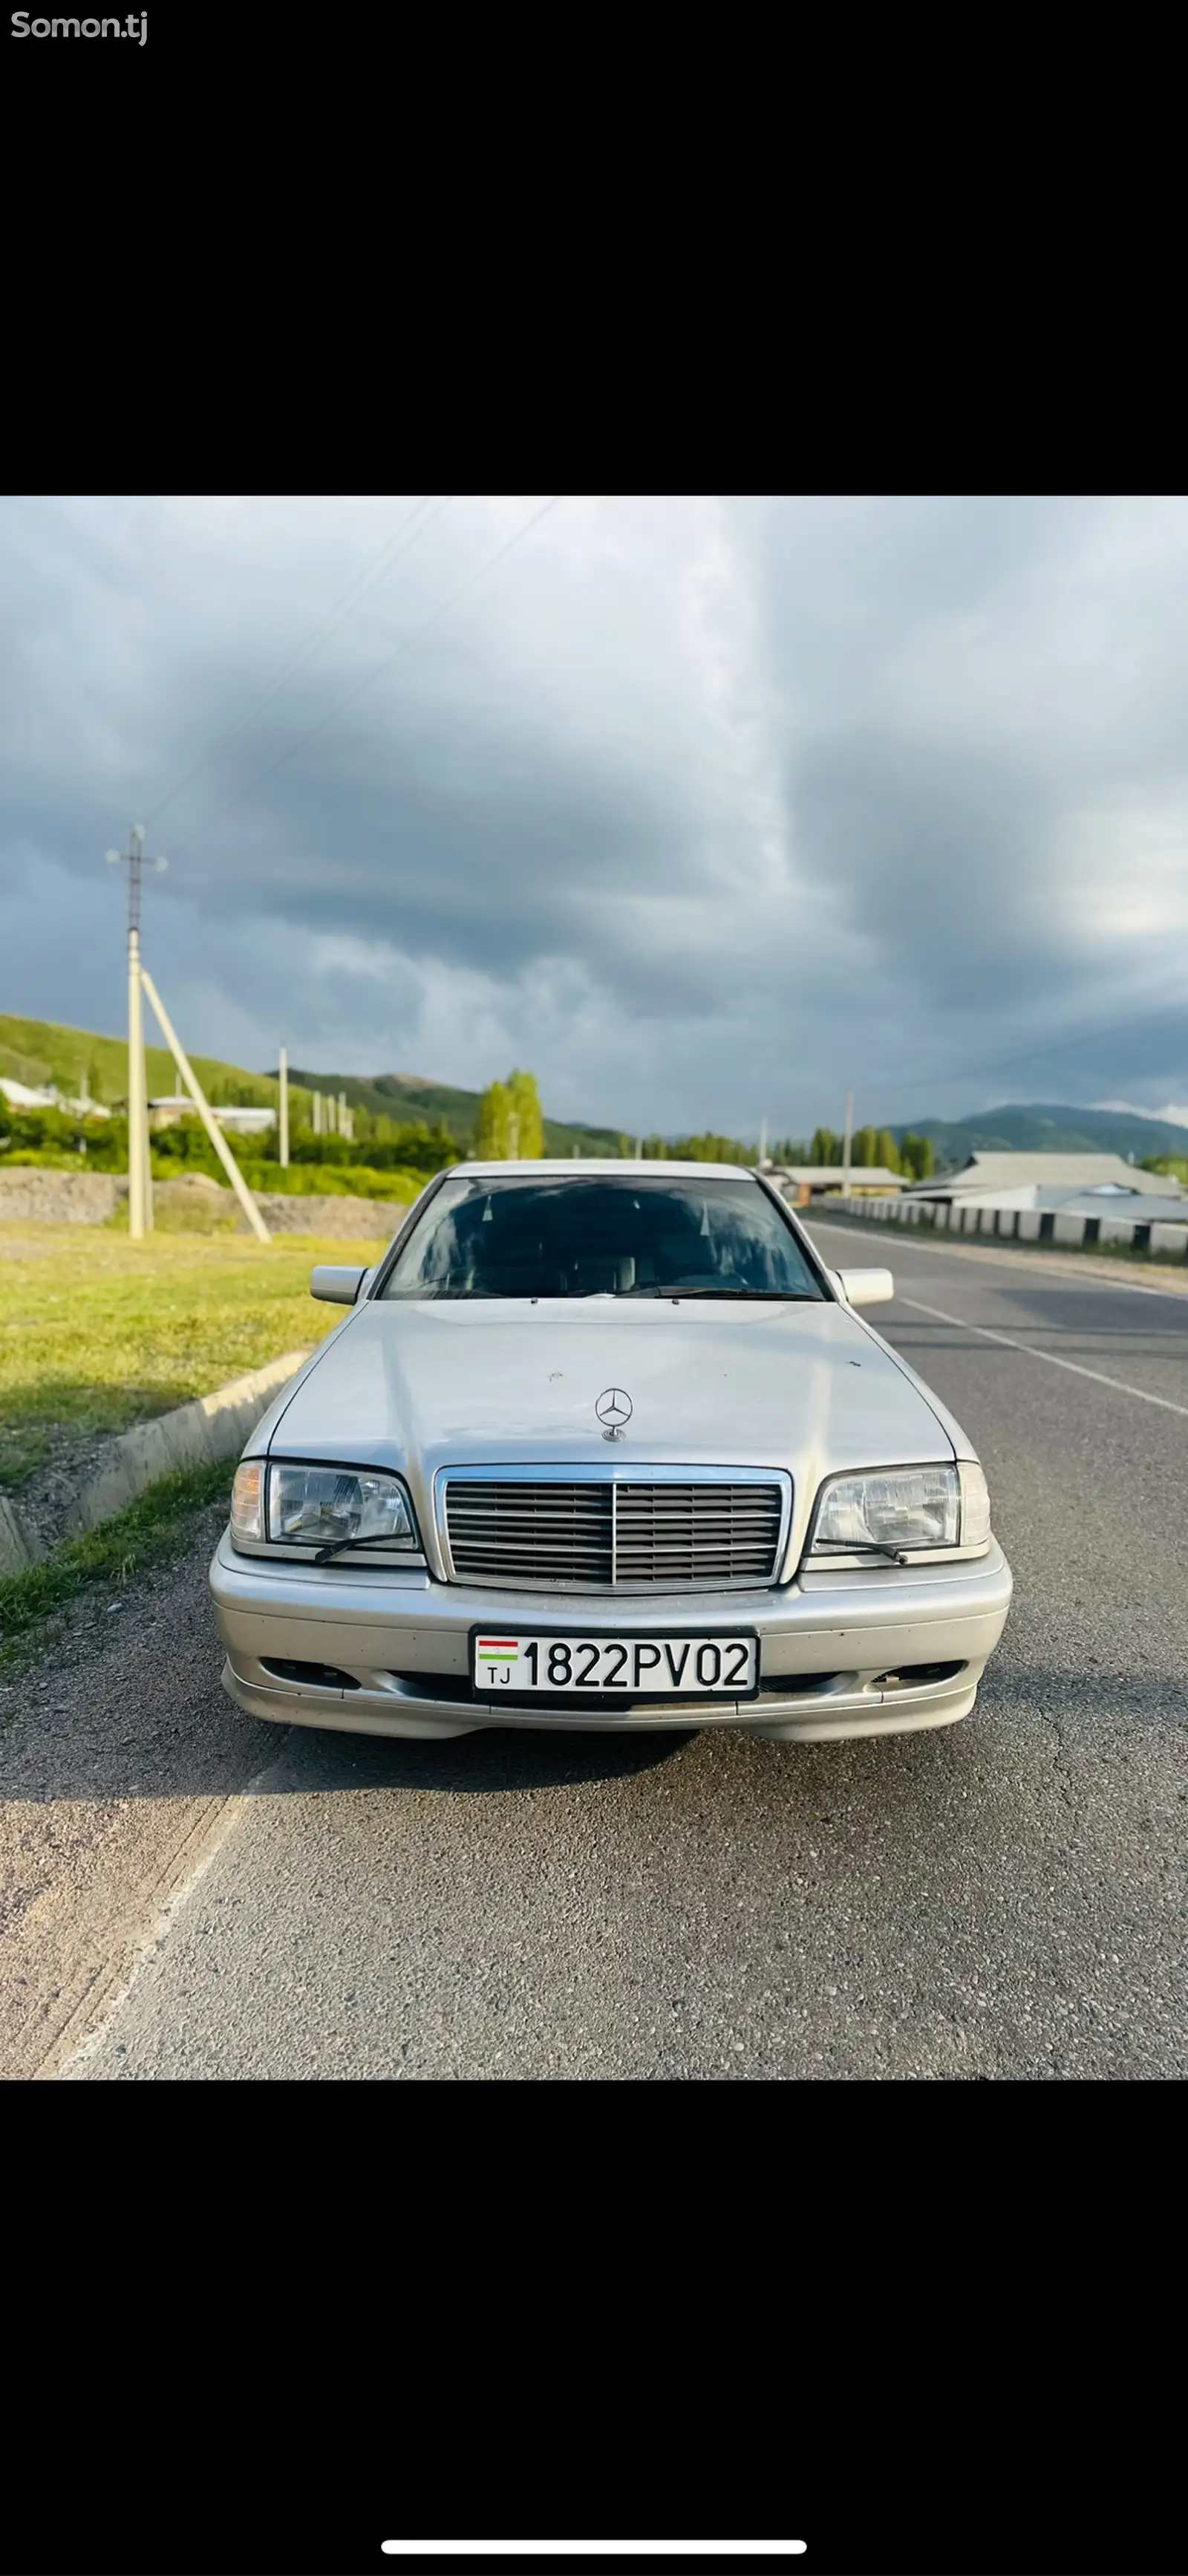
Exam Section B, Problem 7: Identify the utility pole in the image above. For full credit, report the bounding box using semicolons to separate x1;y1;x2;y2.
278;1047;290;1168
106;826;166;1240
842;1088;854;1192
139;968;270;1243
338;1090;348;1141
759;1117;768;1168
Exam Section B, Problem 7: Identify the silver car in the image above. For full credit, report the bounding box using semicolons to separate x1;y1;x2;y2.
210;1162;1012;1746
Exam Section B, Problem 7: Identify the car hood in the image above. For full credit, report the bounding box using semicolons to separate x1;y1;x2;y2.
264;1298;961;1570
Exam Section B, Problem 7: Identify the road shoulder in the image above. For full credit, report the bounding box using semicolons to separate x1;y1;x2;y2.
0;1498;281;2079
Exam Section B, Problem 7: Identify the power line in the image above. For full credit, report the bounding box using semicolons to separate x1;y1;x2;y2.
188;495;563;840
883;992;1188;1105
142;495;454;830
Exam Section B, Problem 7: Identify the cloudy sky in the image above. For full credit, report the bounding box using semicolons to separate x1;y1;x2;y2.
4;492;1188;1139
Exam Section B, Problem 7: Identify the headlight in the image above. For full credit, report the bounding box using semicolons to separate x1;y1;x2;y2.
809;1460;991;1558
230;1459;417;1551
268;1463;417;1548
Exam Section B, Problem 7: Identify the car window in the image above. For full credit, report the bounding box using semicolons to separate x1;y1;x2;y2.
379;1175;824;1301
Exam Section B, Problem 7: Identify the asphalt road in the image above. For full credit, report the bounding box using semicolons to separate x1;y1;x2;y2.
13;1215;1187;2080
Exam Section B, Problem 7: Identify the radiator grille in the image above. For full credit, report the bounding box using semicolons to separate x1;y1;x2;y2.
443;1477;786;1590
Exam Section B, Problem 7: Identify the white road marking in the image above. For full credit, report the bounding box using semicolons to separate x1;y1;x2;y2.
50;1749;284;2079
898;1294;1188;1418
379;2552;808;2563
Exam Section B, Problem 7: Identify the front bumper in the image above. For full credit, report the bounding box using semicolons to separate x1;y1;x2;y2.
209;1530;1012;1744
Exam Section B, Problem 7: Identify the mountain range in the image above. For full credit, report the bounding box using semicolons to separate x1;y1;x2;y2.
4;1015;1188;1166
891;1102;1188;1166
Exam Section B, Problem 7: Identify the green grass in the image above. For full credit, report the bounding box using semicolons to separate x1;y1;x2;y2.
0;1454;236;1675
217;1161;425;1199
0;1223;388;1489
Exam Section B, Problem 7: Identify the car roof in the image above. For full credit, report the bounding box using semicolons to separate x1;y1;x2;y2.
444;1159;759;1180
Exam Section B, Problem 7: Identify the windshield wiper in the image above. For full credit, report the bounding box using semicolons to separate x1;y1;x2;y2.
810;1539;912;1566
310;1534;413;1565
627;1287;818;1301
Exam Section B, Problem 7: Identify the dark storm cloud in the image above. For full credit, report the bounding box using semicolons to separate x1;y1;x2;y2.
4;492;1188;1135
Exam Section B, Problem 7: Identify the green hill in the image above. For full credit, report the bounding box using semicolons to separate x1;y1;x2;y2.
0;1012;283;1113
0;1013;622;1154
278;1066;623;1156
892;1101;1188;1167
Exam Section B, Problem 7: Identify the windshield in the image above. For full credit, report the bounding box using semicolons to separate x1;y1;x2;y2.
379;1174;825;1301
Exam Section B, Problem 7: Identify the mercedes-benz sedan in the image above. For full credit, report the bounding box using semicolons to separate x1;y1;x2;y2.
209;1162;1012;1746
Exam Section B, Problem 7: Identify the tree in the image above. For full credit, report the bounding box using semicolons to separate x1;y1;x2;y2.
851;1125;878;1167
875;1129;901;1173
474;1079;512;1159
666;1133;755;1165
473;1072;544;1159
899;1132;935;1181
506;1069;544;1159
809;1127;838;1166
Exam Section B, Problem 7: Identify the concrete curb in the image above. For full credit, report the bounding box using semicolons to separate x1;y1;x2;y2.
0;1496;36;1571
0;1347;312;1576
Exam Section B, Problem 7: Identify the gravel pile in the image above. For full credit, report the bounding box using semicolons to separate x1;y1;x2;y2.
0;1170;124;1223
0;1168;400;1237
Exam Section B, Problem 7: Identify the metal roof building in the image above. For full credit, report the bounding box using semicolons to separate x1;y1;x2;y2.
148;1096;275;1135
771;1165;906;1201
901;1150;1183;1206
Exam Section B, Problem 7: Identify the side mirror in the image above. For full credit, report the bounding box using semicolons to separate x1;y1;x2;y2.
838;1266;894;1307
310;1264;366;1305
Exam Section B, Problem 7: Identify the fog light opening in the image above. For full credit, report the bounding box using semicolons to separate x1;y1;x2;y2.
261;1658;362;1691
874;1660;966;1691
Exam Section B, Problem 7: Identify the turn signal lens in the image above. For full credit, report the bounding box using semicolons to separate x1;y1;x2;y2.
959;1460;991;1546
231;1460;264;1543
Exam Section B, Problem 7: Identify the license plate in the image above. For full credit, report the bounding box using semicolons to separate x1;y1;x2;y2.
470;1629;758;1697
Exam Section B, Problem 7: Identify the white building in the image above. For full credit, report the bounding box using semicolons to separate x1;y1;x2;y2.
838;1146;1188;1256
148;1096;275;1136
0;1076;111;1119
772;1165;906;1203
900;1150;1183;1209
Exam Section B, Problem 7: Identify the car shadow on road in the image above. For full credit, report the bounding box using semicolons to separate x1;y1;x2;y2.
8;1657;1187;1809
250;1722;702;1795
